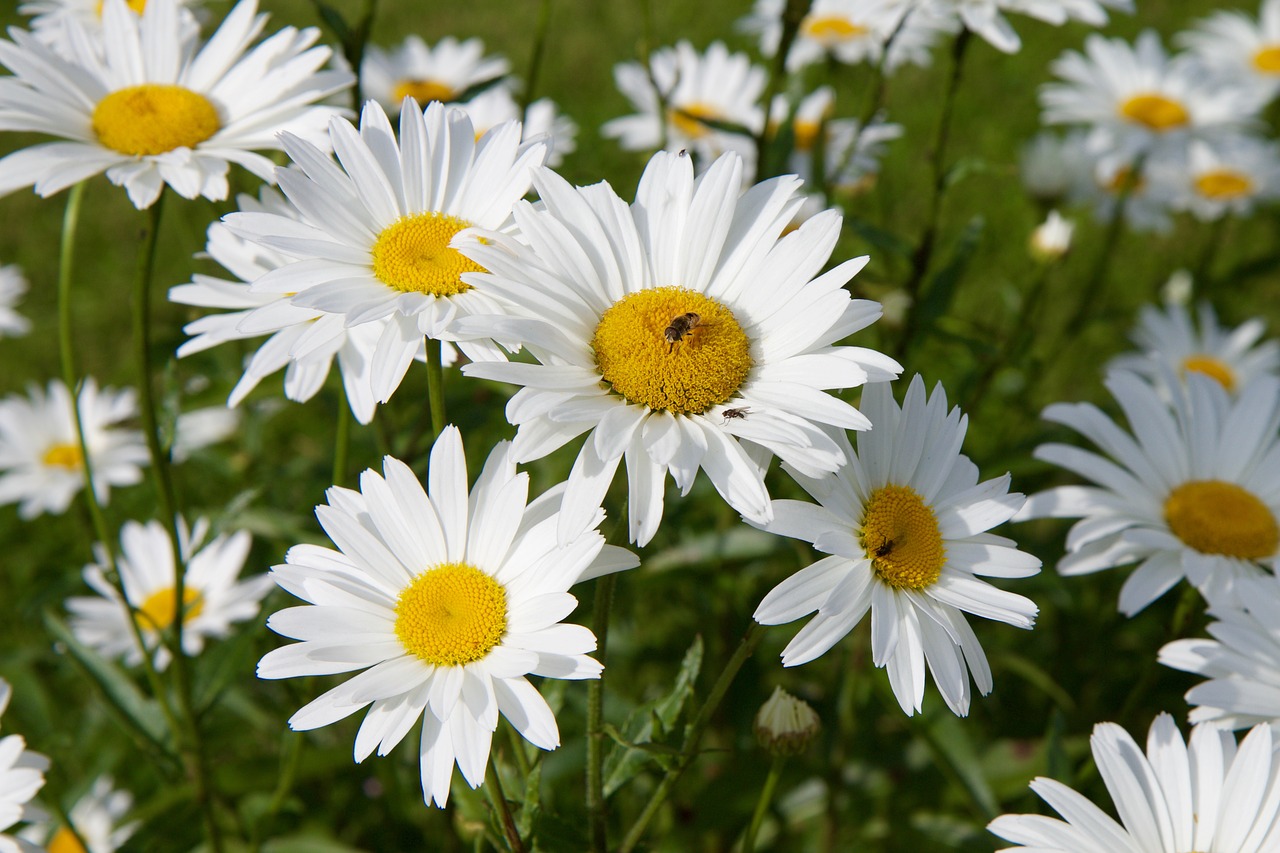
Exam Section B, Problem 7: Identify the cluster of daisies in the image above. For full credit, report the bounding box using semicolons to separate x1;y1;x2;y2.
1024;1;1280;235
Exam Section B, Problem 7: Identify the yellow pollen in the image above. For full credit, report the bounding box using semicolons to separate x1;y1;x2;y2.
1195;169;1253;200
47;827;85;853
1181;354;1237;391
1254;45;1280;73
860;484;946;590
393;79;457;105
96;0;147;14
1164;480;1278;559
41;442;83;471
591;287;753;415
137;586;204;633
395;562;507;666
370;213;483;296
92;84;220;157
801;14;868;45
1118;93;1189;132
669;102;722;139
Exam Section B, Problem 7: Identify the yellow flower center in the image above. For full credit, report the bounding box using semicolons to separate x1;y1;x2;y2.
393;79;457;105
801;14;868;45
41;442;83;471
1195;169;1253;200
1181;354;1236;391
370;213;483;296
96;0;148;14
1118;93;1189;132
47;827;86;853
92;84;220;157
794;120;821;152
137;586;204;633
860;484;946;590
1164;480;1278;559
669;102;721;139
1253;45;1280;73
394;562;508;666
591;287;753;415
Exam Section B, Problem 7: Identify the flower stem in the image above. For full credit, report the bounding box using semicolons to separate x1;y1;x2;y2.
585;572;617;853
754;0;813;179
520;0;554;113
486;757;526;853
425;337;446;440
741;754;785;852
619;620;767;853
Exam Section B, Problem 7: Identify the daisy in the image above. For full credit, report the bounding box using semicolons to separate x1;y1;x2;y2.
256;427;638;807
0;265;31;339
360;35;509;115
749;376;1039;716
17;0;201;54
923;0;1133;55
0;0;353;209
67;516;272;670
0;379;147;519
603;41;766;165
1107;302;1280;397
1180;0;1280;103
23;775;136;853
455;87;577;168
741;0;910;71
1159;571;1280;732
456;150;902;546
1040;30;1260;165
825;116;904;193
1068;151;1176;234
988;713;1280;852
1153;137;1280;221
170;405;240;463
220;99;544;406
1021;370;1280;615
0;679;48;853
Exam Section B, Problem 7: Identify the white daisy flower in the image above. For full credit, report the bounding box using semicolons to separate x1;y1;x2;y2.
1068;153;1176;234
1180;0;1280;103
456;150;902;546
0;0;354;209
1021;370;1280;615
67;516;272;671
17;0;201;55
923;0;1132;55
1108;302;1280;398
455;87;577;168
0;265;31;339
256;427;637;808
742;0;910;71
0;679;48;853
1151;136;1280;221
23;775;136;853
1040;30;1260;165
825;116;903;193
603;41;766;165
750;376;1039;716
1160;571;1280;732
0;379;147;519
170;405;240;463
220;99;543;406
988;713;1280;852
360;35;509;115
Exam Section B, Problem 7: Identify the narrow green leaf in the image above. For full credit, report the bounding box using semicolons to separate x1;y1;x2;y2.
917;712;1000;821
915;215;985;336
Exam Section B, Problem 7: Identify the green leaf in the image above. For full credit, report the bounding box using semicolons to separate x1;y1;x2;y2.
844;217;915;261
261;836;369;853
308;1;350;43
916;712;999;821
914;215;985;339
603;635;703;797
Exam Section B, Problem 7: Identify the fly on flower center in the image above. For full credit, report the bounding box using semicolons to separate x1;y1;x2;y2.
801;14;868;45
371;213;484;296
1254;45;1280;73
1164;480;1278;559
669;103;722;139
137;586;204;633
393;79;457;105
1181;354;1236;391
92;85;221;157
860;484;946;590
395;562;508;667
1118;93;1189;132
41;442;83;471
591;287;753;415
1195;169;1253;201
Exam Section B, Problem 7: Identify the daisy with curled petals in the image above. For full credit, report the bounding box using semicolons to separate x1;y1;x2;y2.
1021;370;1280;616
256;427;637;807
0;379;147;519
0;0;353;209
1179;0;1280;103
67;517;271;671
988;713;1280;852
1107;301;1280;398
1160;571;1280;732
749;376;1039;716
0;679;47;853
360;35;509;115
456;150;901;546
221;98;545;406
0;266;31;339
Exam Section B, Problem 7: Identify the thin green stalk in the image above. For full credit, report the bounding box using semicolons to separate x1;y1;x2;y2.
965;264;1053;413
520;0;554;113
741;754;785;853
505;720;533;782
486;758;526;853
426;337;447;440
332;399;351;488
754;0;812;178
1061;161;1142;340
585;572;617;853
619;621;767;853
1191;214;1229;288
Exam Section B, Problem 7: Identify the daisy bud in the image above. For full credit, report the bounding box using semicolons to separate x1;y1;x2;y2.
754;686;820;756
1160;269;1194;307
1029;211;1073;263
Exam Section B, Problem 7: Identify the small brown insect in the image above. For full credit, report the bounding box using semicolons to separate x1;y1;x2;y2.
664;312;702;352
873;540;894;558
721;406;750;423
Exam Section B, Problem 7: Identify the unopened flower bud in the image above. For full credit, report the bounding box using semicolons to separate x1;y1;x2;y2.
1029;210;1073;262
754;686;820;756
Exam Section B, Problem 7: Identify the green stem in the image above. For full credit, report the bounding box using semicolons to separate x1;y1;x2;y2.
1061;160;1142;341
505;720;533;783
619;621;767;853
741;754;785;853
1191;214;1229;289
520;0;554;113
486;757;526;853
585;572;617;853
964;264;1052;413
754;0;813;179
426;337;446;440
332;398;351;488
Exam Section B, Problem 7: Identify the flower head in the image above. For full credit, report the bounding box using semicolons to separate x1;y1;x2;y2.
24;775;137;853
751;376;1040;716
360;35;509;115
257;427;637;807
0;679;48;852
1180;0;1280;102
925;0;1133;54
0;0;353;208
458;150;901;546
0;265;31;339
1152;136;1280;221
454;87;577;168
